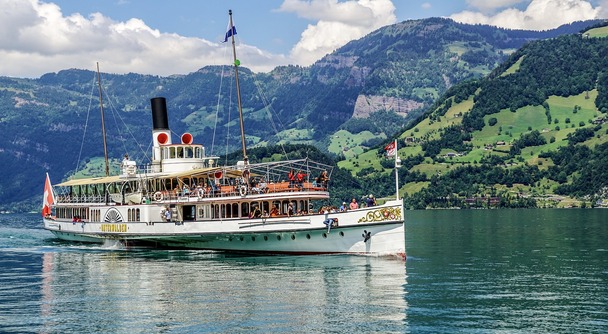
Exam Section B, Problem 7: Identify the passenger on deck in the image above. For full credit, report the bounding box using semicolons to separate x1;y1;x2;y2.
349;198;359;210
287;203;294;217
318;170;329;188
269;206;279;217
339;202;347;212
121;154;129;167
164;208;172;222
288;169;296;188
296;170;306;190
366;194;376;207
258;178;268;193
251;206;262;218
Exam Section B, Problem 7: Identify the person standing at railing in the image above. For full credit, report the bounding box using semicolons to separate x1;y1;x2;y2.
296;170;306;191
318;170;329;189
288;169;296;188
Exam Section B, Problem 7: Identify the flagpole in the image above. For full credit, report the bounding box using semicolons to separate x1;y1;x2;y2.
394;139;401;200
228;9;248;166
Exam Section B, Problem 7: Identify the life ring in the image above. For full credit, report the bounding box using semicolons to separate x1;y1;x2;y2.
153;191;163;201
239;185;248;197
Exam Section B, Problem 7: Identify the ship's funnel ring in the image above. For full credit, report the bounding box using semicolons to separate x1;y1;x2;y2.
181;133;193;145
157;133;169;145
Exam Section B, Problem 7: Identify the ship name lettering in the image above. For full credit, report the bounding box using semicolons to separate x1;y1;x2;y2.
100;224;127;232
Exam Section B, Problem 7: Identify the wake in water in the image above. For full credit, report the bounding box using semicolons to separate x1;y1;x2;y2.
101;239;126;250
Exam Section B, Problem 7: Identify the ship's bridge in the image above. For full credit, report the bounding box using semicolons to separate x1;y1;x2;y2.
153;143;216;173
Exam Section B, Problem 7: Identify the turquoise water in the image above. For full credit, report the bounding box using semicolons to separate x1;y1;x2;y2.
405;209;608;333
1;210;607;333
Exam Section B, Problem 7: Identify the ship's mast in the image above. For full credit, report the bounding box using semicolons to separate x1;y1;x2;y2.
228;9;248;165
96;62;110;177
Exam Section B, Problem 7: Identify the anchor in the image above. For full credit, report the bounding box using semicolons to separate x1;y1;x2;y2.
362;230;371;243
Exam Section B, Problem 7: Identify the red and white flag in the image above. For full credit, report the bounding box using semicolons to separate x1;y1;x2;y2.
384;141;396;158
42;173;55;217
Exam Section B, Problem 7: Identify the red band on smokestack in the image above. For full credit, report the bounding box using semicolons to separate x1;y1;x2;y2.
157;133;169;145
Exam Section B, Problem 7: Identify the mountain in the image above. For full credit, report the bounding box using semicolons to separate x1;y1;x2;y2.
340;23;608;209
0;18;603;211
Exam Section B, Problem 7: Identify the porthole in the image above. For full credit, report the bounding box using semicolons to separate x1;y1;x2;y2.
277;235;282;241
251;236;256;241
323;233;327;238
306;234;311;239
264;235;268;241
291;234;296;240
239;236;244;241
339;231;344;237
228;236;233;241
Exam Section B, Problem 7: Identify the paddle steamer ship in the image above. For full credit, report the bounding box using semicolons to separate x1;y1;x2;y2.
41;10;405;257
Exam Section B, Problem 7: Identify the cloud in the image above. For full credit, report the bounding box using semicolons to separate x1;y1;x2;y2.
421;3;432;10
0;0;288;78
465;0;527;12
278;0;397;66
451;0;602;30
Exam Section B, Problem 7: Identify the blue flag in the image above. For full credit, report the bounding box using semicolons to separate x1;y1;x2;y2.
223;26;237;42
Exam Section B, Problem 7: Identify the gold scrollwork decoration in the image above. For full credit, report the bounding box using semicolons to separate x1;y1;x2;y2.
358;207;402;223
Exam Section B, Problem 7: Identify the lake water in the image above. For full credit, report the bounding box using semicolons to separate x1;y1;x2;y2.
0;209;606;333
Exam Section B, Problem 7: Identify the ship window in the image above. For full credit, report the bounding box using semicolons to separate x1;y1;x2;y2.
170;147;176;159
212;204;219;219
222;204;230;218
232;203;239;217
241;203;250;218
185;146;193;158
281;200;289;215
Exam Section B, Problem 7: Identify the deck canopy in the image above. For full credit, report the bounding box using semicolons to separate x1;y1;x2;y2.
54;158;333;187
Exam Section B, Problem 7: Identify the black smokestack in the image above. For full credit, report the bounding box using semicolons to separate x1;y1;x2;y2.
150;97;169;130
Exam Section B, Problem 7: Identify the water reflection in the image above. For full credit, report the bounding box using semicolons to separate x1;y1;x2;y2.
404;209;608;333
33;250;407;333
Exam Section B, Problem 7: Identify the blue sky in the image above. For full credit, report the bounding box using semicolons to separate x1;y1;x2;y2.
0;0;606;77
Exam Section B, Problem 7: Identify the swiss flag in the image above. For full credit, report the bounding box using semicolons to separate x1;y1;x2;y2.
42;173;55;217
384;141;396;158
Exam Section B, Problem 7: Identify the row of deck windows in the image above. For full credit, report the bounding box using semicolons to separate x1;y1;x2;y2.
209;199;309;219
158;146;205;160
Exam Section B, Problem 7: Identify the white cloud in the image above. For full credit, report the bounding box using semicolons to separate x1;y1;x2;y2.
0;0;288;78
465;0;527;12
278;0;397;66
421;3;432;10
451;0;602;30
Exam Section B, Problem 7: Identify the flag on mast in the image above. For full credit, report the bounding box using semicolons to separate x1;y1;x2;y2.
223;26;237;42
384;140;396;158
42;173;55;217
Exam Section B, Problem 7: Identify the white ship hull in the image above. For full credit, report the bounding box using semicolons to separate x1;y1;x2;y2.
43;200;405;257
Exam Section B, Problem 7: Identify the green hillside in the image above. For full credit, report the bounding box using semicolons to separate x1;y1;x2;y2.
342;27;608;209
